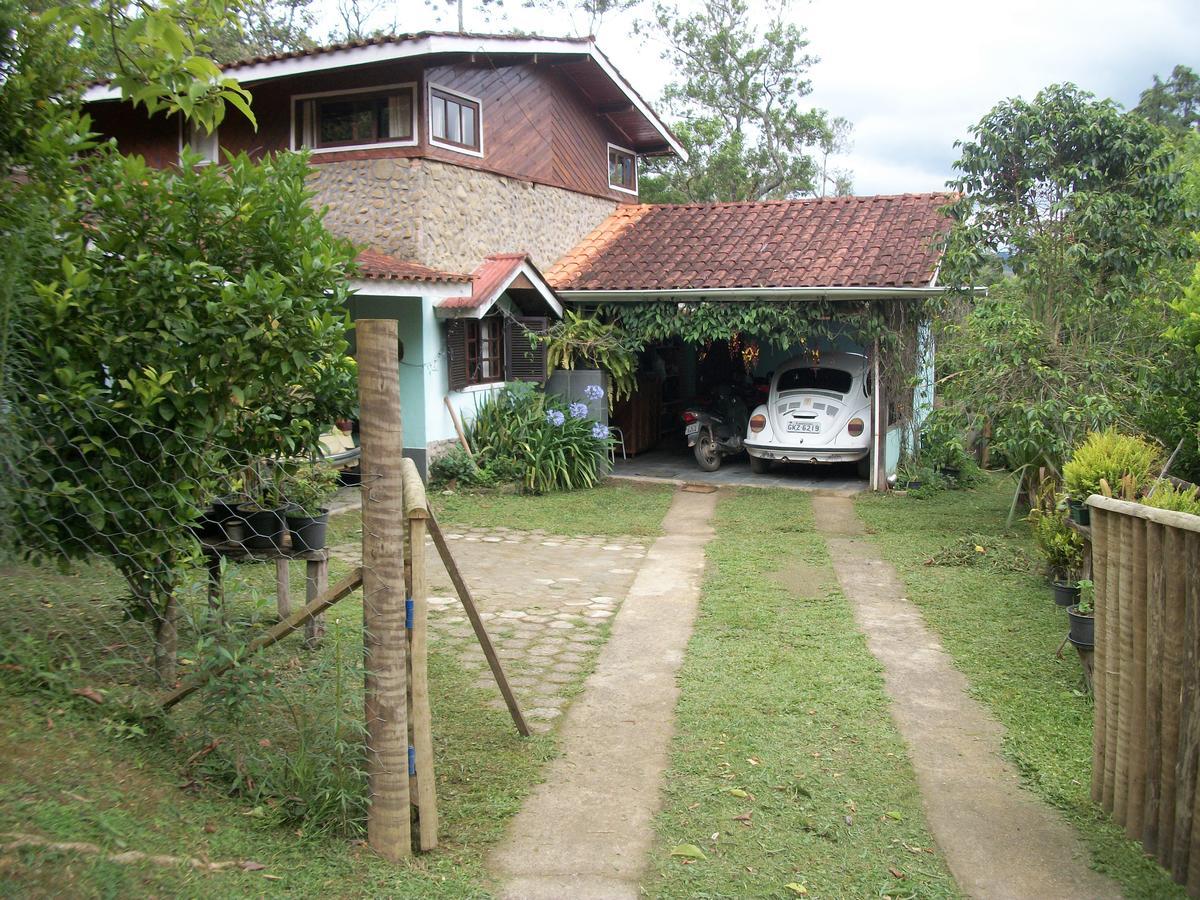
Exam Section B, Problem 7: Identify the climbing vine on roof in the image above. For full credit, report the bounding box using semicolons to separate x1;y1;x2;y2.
597;300;901;351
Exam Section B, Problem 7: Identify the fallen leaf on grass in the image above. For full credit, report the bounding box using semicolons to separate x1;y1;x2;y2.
72;687;104;705
889;867;906;879
240;861;266;871
747;757;760;766
670;844;707;861
733;812;752;826
785;883;808;895
728;788;751;799
884;810;903;821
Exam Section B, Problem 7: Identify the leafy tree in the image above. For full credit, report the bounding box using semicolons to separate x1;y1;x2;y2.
14;150;357;682
938;83;1198;492
1135;64;1200;136
207;0;317;63
639;0;839;202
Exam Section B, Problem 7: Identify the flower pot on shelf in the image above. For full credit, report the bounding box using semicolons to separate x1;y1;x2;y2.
1067;498;1090;526
1053;580;1080;607
219;517;246;545
286;509;330;553
237;505;286;550
1067;604;1095;648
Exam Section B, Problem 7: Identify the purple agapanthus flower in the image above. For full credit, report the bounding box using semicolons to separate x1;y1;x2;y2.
584;384;605;402
591;422;610;440
546;409;565;427
568;401;589;419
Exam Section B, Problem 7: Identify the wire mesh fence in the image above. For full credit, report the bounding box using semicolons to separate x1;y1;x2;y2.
0;369;382;839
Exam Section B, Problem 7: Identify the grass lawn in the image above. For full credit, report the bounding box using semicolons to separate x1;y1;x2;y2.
432;480;673;538
857;474;1184;898
0;480;670;897
647;487;960;899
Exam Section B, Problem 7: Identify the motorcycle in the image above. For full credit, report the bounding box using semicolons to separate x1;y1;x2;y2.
682;384;750;472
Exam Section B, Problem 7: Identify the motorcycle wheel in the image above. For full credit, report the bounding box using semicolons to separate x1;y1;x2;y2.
694;432;722;472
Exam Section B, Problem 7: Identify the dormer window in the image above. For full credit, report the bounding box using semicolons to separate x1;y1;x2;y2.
292;84;416;153
182;121;219;165
608;143;637;194
429;85;482;156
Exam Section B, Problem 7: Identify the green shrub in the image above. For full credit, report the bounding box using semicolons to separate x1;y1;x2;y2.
278;464;341;515
1062;429;1161;501
467;384;608;493
1027;506;1084;577
429;445;491;487
1140;482;1200;515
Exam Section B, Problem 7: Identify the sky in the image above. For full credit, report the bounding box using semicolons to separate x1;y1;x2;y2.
320;0;1200;196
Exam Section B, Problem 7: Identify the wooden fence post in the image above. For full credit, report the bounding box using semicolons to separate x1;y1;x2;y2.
358;318;412;861
1092;507;1108;806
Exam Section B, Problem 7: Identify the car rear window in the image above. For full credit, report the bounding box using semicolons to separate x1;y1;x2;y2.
777;367;853;394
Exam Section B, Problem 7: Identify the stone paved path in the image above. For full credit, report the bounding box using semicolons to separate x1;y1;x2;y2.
330;524;648;732
488;487;718;899
813;495;1121;900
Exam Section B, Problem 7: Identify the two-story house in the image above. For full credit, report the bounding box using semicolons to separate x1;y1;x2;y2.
84;32;685;473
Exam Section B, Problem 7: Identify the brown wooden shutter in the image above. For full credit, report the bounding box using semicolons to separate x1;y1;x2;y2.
505;316;548;384
446;319;469;391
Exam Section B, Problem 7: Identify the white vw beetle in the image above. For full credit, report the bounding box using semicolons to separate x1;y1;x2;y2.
745;351;873;477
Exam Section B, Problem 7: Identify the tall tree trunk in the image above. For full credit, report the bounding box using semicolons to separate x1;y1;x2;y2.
357;318;411;860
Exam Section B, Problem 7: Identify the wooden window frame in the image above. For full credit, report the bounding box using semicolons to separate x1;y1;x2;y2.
465;316;505;386
607;142;638;195
179;119;219;165
289;82;417;154
428;83;484;158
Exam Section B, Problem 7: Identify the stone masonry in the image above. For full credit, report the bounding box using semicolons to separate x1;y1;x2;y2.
308;157;617;275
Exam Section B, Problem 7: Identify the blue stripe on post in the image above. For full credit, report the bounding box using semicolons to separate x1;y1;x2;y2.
405;597;413;629
408;746;416;776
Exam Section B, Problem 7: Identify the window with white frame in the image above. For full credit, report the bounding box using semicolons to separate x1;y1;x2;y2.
182;121;219;164
429;85;481;154
608;144;636;193
293;84;416;152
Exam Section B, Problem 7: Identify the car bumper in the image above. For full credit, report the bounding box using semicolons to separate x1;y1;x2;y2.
745;441;869;464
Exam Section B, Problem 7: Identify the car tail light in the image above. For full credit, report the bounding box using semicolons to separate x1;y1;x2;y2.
682;411;698;424
847;417;864;437
749;414;766;433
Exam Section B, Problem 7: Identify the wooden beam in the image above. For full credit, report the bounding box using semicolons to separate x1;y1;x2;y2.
159;569;363;710
597;101;634;115
428;513;531;737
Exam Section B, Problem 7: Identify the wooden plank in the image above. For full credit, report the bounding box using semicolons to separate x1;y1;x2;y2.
1103;508;1122;811
1092;507;1108;805
1115;513;1135;826
427;512;531;737
358;318;412;861
275;559;292;619
400;458;430;520
160;569;362;710
409;516;438;851
1144;520;1165;853
1173;530;1200;883
1126;515;1148;841
304;560;327;650
1161;524;1187;868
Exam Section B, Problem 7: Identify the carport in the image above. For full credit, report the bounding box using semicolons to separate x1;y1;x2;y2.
545;193;953;490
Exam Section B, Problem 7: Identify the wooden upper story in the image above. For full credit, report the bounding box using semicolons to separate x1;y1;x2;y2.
84;32;683;204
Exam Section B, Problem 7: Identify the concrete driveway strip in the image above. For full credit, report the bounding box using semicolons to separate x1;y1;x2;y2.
814;495;1120;900
488;487;718;900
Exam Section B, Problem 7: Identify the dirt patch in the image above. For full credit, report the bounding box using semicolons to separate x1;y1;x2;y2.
771;558;833;600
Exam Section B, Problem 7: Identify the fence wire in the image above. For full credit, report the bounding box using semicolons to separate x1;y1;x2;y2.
0;374;379;837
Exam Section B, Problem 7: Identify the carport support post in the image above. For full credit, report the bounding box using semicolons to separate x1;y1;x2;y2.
357;318;412;860
872;339;887;491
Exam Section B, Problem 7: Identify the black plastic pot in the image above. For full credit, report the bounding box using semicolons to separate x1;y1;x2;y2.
286;509;330;553
1067;499;1091;527
237;505;286;550
1053;580;1081;607
940;467;961;480
1067;605;1095;648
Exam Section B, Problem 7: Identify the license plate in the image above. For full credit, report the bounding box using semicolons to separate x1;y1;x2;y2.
787;421;820;434
685;422;700;436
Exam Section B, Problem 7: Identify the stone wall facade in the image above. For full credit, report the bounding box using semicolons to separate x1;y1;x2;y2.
308;157;617;274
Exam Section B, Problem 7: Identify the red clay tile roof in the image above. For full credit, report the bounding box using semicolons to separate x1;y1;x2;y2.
354;250;471;284
546;193;955;292
440;253;532;309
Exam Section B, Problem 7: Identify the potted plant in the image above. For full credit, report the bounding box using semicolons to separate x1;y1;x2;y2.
894;461;924;490
281;464;341;553
1068;579;1095;648
1062;429;1161;526
1027;505;1085;605
236;469;288;551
